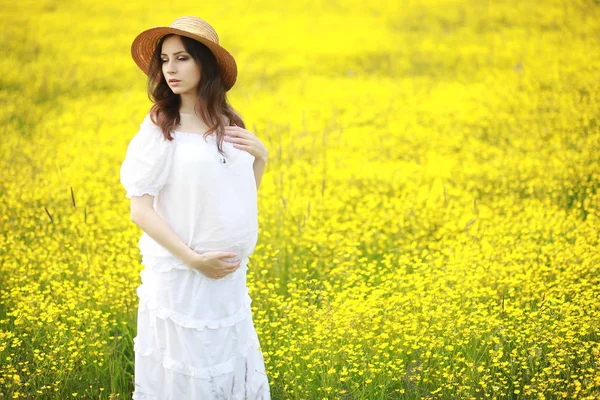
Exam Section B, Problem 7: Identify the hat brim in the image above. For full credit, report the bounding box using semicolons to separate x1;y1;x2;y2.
131;26;237;91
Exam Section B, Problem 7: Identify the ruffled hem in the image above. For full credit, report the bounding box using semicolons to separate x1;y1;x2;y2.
125;188;160;198
134;337;254;379
131;391;158;400
138;285;253;331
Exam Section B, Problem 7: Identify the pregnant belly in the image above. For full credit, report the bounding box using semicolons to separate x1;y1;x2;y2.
191;232;258;261
190;225;259;262
167;184;258;260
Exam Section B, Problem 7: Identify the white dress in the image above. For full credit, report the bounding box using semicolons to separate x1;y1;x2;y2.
120;113;271;400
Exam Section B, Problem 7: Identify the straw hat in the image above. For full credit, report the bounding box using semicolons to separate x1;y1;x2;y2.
131;16;237;91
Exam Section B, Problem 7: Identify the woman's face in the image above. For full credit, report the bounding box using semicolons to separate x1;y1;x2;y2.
161;35;201;95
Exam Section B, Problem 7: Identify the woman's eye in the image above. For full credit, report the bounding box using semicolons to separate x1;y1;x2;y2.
161;57;187;63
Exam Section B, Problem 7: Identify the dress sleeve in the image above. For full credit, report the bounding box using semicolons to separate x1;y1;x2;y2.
120;114;175;198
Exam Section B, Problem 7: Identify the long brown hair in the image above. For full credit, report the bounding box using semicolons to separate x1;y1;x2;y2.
144;34;245;157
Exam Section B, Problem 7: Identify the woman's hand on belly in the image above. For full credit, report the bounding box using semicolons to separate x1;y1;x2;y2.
186;251;242;279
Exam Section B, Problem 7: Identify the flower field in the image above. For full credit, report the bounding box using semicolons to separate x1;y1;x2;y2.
1;0;599;398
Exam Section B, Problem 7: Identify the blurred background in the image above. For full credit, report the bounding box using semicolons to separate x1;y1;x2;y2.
1;0;599;398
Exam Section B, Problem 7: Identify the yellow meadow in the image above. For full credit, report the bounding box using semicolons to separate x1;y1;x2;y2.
1;0;599;399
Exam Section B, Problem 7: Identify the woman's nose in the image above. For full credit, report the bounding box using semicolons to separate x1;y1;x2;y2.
165;61;176;73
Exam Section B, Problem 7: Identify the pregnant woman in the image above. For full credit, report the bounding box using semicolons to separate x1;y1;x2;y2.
120;16;271;399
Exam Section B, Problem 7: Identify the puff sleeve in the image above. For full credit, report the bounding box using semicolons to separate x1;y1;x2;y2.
120;114;175;198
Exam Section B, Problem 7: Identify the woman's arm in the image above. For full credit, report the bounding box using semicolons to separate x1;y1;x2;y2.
253;156;267;190
130;195;198;264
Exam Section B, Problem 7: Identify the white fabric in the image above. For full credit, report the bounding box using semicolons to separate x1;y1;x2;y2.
120;113;259;261
120;113;270;399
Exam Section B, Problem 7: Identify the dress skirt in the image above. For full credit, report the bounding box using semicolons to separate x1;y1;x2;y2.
131;254;271;400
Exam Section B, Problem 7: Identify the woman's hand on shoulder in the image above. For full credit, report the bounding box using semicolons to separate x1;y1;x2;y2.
223;124;268;162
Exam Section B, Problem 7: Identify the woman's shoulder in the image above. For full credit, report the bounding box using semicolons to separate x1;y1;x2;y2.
126;113;174;153
139;112;171;137
141;111;160;129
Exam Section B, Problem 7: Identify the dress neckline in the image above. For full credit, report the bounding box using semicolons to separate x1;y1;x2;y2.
173;130;216;139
